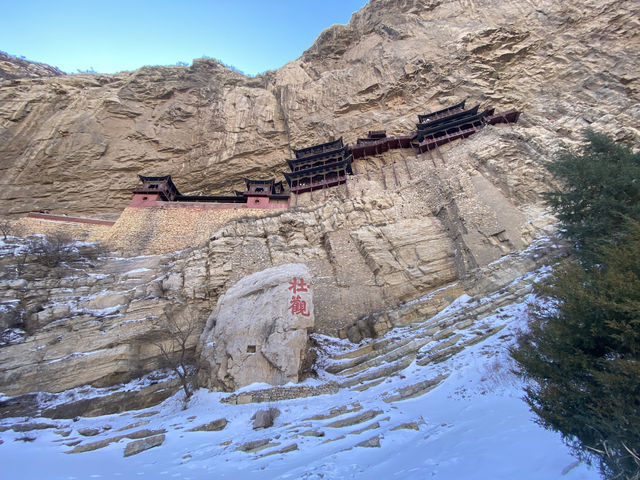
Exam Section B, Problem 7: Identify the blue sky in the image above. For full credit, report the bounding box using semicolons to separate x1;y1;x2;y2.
1;0;368;75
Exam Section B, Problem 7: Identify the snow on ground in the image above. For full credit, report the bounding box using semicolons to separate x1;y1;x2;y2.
1;280;599;480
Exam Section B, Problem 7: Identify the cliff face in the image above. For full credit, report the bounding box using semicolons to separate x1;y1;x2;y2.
0;0;638;406
0;127;557;398
0;51;64;82
0;0;637;218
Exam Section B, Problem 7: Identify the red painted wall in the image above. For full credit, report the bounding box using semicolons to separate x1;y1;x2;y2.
129;194;289;210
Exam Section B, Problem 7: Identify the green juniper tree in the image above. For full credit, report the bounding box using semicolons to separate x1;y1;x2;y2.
512;131;640;480
542;130;640;264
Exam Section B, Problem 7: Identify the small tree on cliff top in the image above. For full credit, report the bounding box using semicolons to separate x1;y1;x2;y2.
512;131;640;480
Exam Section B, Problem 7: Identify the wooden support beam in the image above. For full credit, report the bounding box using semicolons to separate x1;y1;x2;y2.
380;165;387;190
435;143;445;165
365;158;371;180
428;148;437;167
344;176;349;198
403;156;412;180
392;162;399;187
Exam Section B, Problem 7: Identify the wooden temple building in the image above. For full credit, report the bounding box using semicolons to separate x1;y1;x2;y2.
283;138;354;194
128;100;521;210
234;178;290;208
347;100;521;159
413;101;521;153
417;99;467;123
130;175;289;209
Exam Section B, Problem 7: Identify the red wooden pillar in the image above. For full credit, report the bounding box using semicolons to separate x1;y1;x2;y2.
323;174;327;200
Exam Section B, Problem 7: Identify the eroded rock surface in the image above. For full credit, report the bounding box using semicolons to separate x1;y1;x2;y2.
0;0;638;410
0;0;637;218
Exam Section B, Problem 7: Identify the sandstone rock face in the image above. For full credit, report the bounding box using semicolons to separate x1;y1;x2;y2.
0;0;638;407
0;242;190;397
198;264;314;391
123;434;165;457
0;52;64;82
0;0;637;218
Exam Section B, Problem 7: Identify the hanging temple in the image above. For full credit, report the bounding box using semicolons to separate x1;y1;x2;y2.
130;101;521;209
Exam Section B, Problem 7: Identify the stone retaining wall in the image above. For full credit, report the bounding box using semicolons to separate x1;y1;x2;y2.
104;205;283;255
221;382;340;405
11;216;113;243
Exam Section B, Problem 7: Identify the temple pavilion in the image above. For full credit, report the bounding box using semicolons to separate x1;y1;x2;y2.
283;138;354;194
413;101;521;152
130;175;289;209
235;178;290;208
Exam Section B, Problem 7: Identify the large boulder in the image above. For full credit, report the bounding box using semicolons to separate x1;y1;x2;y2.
198;263;314;390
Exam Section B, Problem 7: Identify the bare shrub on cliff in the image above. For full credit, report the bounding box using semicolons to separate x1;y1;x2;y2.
17;233;107;275
28;232;76;268
152;305;202;402
0;219;11;240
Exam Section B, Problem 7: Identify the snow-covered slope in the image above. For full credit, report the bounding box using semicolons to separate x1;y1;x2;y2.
1;265;598;479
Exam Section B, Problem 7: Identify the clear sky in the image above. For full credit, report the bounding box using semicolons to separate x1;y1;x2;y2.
1;0;368;76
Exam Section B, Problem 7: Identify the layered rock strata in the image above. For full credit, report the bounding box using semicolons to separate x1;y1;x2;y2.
0;126;553;400
0;0;638;409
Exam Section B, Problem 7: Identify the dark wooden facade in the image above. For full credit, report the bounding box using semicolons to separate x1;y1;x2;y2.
284;139;354;194
292;138;345;159
235;178;287;196
350;131;413;159
413;103;520;153
417;100;466;124
414;108;494;144
416;104;480;131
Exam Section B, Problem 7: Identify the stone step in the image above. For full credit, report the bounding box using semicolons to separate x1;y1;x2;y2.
324;409;383;429
301;404;362;422
340;355;415;389
337;337;431;377
383;373;450;403
416;324;506;366
326;311;479;375
324;273;535;392
326;335;414;374
351;378;386;392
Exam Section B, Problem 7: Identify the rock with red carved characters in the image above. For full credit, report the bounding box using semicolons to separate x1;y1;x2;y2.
197;263;314;391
